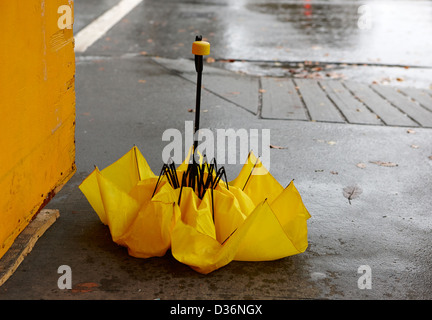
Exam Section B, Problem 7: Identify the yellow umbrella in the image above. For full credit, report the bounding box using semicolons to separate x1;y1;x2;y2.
79;36;310;274
79;146;310;274
170;151;311;274
79;146;179;258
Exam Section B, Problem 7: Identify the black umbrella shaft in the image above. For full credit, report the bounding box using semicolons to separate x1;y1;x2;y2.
194;54;203;153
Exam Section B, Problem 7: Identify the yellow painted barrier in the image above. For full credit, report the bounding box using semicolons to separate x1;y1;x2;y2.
0;1;76;259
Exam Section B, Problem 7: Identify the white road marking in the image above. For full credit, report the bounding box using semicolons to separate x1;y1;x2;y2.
74;0;143;53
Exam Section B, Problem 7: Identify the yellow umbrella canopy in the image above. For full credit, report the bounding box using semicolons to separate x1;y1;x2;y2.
79;35;310;274
79;146;178;259
79;146;310;274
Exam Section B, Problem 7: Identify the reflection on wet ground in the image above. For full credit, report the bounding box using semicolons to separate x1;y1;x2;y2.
214;59;432;90
238;0;432;88
244;1;432;65
75;0;432;88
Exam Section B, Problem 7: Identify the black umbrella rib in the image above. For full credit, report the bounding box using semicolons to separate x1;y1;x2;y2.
152;165;167;198
212;167;229;190
178;170;188;206
211;187;215;222
242;156;260;191
169;160;179;189
133;146;142;181
221;228;237;245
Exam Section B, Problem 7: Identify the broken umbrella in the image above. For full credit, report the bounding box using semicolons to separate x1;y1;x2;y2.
79;36;311;274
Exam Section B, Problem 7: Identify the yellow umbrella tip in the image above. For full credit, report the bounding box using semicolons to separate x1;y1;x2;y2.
192;40;210;56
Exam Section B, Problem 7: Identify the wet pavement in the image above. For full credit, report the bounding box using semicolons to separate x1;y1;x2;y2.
76;0;432;88
1;0;432;300
153;56;432;127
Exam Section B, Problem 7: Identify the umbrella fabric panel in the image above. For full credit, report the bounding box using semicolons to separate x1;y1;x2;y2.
79;147;311;274
229;152;284;206
270;182;311;253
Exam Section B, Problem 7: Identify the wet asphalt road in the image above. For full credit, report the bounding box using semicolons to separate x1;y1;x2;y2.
74;0;432;88
70;0;430;300
1;0;431;301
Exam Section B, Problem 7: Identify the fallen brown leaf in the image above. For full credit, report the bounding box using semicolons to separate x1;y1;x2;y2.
206;57;215;63
220;59;236;63
326;72;346;80
406;129;416;134
307;73;323;79
259;89;266;93
138;79;146;84
72;282;99;293
410;144;419;149
369;161;398;167
270;144;286;149
379;77;391;84
315;139;336;145
356;163;366;169
343;185;363;205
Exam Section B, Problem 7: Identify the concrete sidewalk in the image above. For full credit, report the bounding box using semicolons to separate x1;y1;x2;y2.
0;54;431;300
154;56;432;127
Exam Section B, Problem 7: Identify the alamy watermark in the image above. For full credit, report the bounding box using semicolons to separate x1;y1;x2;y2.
357;5;373;30
57;265;72;289
358;265;372;289
57;4;73;30
162;121;271;173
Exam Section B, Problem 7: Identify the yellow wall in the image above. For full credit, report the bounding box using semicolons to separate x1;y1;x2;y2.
0;1;76;259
